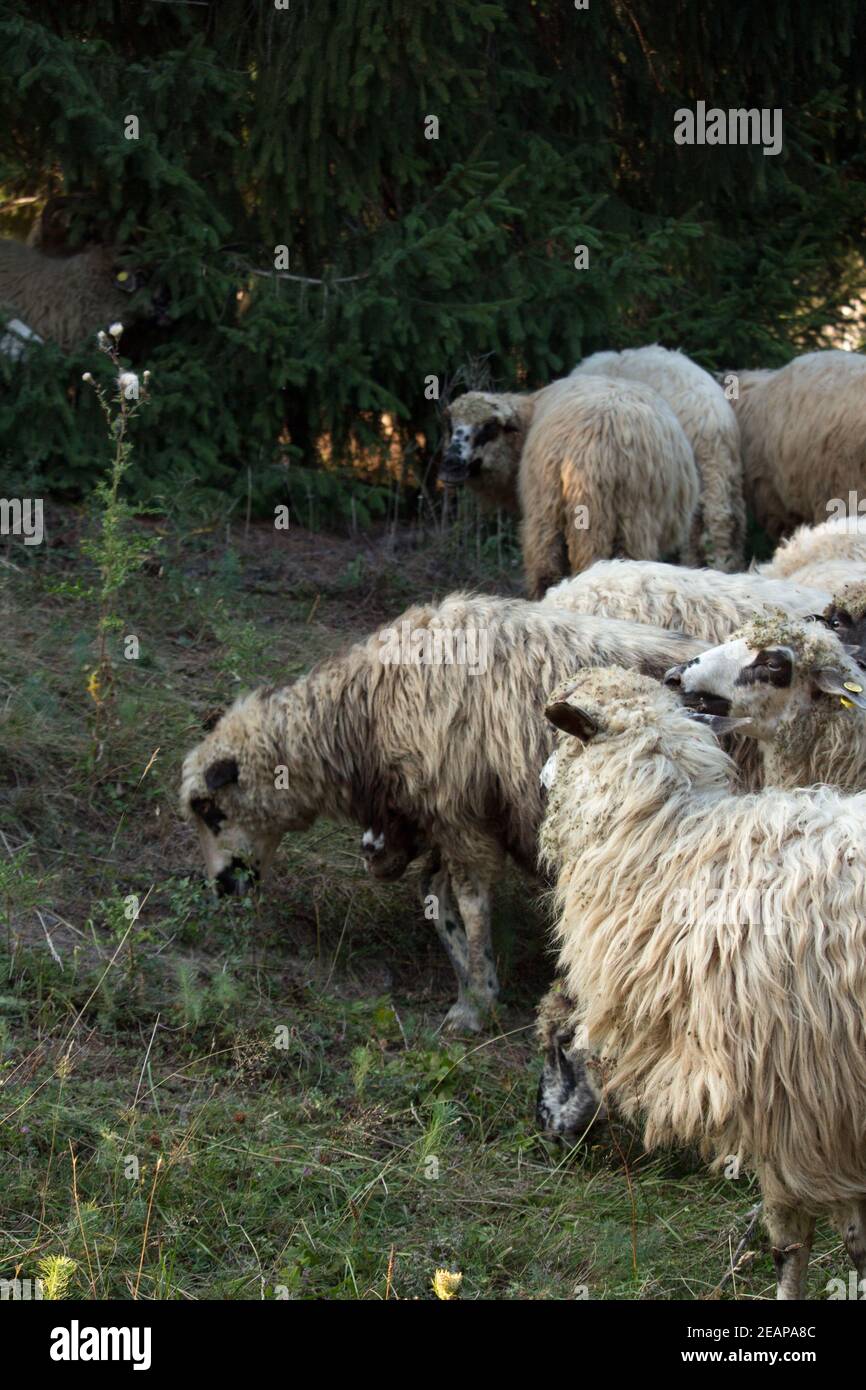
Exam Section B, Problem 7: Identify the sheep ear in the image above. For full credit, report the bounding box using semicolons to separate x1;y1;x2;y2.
205;756;239;791
545;701;598;741
812;668;866;709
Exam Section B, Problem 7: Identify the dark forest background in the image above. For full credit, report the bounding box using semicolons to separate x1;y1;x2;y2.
2;0;865;520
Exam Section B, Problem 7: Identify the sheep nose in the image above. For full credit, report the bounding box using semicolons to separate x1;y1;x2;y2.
215;858;258;897
663;665;684;689
439;444;469;483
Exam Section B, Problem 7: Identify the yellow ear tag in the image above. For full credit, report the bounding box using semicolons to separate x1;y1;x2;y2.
840;696;856;709
844;680;863;693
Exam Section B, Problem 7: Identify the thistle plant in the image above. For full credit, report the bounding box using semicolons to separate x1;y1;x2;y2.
80;325;154;765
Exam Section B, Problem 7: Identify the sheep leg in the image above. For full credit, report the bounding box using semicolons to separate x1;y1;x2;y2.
519;486;571;598
763;1199;815;1300
444;868;498;1033
834;1201;866;1285
418;860;477;1024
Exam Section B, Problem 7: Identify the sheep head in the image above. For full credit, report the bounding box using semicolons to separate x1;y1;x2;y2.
179;688;320;897
814;581;866;667
664;616;866;742
439;391;524;495
540;666;733;832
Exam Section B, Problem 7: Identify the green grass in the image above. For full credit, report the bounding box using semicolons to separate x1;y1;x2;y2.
0;508;852;1300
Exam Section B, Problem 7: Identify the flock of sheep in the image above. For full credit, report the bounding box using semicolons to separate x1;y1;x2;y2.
180;343;866;1301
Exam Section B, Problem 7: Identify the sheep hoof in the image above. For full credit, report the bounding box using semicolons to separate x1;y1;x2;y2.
442;1000;485;1034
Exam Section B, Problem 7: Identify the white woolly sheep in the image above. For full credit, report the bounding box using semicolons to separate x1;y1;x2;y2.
572;345;745;570
537;601;866;1144
0;239;134;352
540;665;866;1299
665;614;866;791
542;557;829;646
440;376;699;599
759;513;866;591
729;350;866;539
179;592;706;1032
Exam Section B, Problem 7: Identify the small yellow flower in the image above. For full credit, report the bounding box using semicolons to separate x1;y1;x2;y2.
432;1268;462;1300
86;669;102;704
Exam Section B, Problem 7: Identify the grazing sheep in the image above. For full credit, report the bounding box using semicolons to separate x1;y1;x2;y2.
540;665;866;1299
728;350;866;539
0;239;134;352
572;346;745;570
542;557;829;645
665;614;866;791
179;593;706;1032
759;514;866;591
440;376;698;599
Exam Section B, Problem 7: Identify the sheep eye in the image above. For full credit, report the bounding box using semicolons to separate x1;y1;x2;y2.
190;797;227;834
474;421;500;447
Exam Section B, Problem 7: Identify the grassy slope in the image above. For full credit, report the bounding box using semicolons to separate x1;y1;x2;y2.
0;507;850;1301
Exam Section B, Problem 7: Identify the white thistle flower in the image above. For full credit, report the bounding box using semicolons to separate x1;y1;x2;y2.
82;372;94;383
97;330;110;349
118;371;139;400
109;322;124;339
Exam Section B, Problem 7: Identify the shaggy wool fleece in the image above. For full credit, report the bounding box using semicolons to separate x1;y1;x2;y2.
572;345;745;570
542;557;829;645
731;350;866;539
540;666;866;1213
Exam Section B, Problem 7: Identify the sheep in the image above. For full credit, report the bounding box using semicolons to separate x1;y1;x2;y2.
665;614;866;792
571;346;745;570
179;592;706;1032
0;239;134;352
537;604;866;1143
541;557;829;646
440;375;699;599
540;664;866;1299
728;350;866;539
817;580;866;664
759;514;866;591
